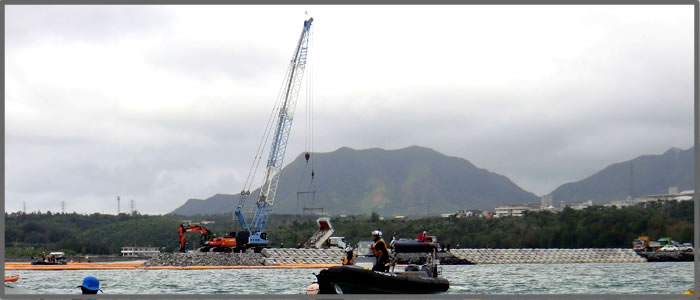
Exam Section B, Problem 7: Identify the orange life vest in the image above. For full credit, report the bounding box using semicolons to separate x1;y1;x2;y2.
371;239;388;257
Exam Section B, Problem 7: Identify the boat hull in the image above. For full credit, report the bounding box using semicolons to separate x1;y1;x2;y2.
30;261;67;265
316;265;449;294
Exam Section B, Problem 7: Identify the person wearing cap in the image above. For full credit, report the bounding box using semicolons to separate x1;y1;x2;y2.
77;276;102;294
370;230;390;272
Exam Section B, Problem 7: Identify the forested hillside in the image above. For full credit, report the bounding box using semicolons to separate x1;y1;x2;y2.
5;200;692;257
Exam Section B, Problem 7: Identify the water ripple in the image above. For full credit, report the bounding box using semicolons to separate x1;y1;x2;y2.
7;262;692;295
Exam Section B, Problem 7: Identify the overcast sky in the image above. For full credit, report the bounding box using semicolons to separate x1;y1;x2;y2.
6;5;694;215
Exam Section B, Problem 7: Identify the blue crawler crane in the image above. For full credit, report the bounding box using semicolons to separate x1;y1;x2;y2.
234;17;314;252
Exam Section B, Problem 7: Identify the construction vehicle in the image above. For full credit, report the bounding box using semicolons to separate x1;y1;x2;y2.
234;17;314;252
657;237;679;247
326;236;347;249
304;217;346;249
178;224;237;253
632;236;649;251
632;236;662;252
179;224;212;252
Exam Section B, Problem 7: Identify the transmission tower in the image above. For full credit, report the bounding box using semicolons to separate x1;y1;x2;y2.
117;196;121;214
61;201;65;214
130;199;135;215
23;202;26;214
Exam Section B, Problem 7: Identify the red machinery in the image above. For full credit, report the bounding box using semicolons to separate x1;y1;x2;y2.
178;224;238;253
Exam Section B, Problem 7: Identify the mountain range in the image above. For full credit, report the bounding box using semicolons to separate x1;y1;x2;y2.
551;147;693;204
171;146;539;216
170;145;693;216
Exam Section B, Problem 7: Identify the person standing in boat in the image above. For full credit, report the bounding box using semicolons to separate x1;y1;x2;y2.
342;247;354;265
370;230;390;272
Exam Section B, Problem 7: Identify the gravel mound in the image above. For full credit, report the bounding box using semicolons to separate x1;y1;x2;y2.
143;252;265;267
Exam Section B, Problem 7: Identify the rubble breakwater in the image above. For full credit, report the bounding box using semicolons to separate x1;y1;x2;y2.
449;248;646;264
143;248;648;267
142;249;471;267
144;252;266;267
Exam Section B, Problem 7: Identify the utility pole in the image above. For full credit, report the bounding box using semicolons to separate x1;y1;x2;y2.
23;202;26;214
61;201;65;214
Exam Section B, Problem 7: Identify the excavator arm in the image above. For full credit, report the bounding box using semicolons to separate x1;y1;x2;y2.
178;224;213;252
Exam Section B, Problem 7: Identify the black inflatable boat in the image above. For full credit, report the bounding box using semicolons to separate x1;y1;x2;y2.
316;265;449;294
314;239;449;294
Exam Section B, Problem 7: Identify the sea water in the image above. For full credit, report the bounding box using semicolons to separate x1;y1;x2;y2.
6;262;693;295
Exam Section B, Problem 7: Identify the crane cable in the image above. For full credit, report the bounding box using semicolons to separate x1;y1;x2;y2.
296;25;316;214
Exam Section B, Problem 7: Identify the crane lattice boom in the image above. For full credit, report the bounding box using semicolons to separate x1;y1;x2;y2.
234;17;314;247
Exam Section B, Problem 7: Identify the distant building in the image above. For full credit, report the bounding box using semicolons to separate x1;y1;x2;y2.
571;200;593;210
121;247;160;257
201;220;215;224
541;194;553;210
453;209;484;218
394;216;406;220
647;189;694;202
440;213;452;218
607;199;636;208
668;186;679;195
494;206;530;217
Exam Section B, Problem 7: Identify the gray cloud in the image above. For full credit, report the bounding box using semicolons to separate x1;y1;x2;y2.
6;6;172;46
146;42;286;82
5;5;694;214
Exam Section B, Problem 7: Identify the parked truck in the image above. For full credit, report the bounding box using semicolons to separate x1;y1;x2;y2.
632;236;661;252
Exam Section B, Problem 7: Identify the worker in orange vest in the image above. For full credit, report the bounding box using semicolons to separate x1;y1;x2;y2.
370;230;390;272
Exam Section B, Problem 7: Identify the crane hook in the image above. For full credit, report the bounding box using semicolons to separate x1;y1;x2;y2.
305;152;310;162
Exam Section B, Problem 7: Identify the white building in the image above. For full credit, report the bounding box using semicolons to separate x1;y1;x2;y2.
494;206;530;217
540;194;553;210
571;200;593;210
647;189;695;202
121;247;160;257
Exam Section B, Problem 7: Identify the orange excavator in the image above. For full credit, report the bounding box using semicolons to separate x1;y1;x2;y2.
178;224;238;253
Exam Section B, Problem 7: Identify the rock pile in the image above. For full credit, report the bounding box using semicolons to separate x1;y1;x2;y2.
450;248;646;264
143;252;265;267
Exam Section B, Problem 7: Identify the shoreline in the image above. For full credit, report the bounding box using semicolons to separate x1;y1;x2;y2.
5;262;340;270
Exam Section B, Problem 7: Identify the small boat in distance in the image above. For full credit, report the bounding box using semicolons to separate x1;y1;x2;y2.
4;275;19;282
31;251;67;265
